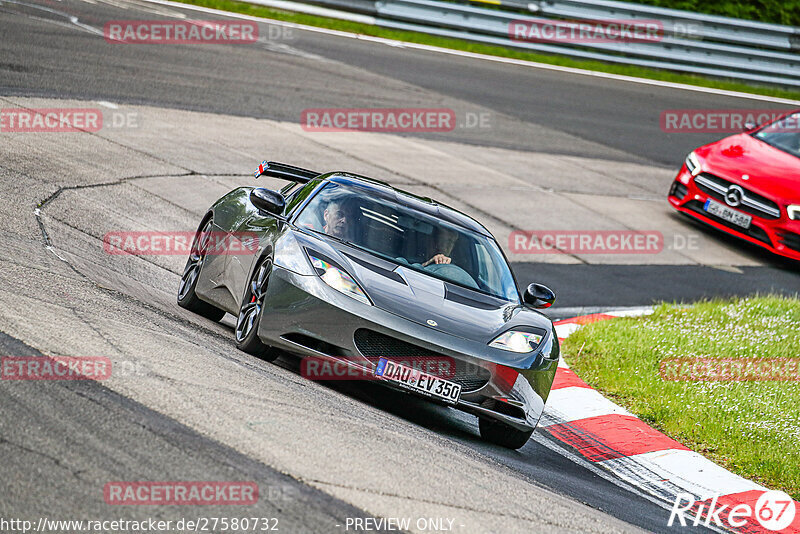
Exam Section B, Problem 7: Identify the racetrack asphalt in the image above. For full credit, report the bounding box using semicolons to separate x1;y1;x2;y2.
0;332;387;532
0;0;796;531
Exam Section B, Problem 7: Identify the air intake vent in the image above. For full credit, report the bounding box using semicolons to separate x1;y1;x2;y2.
669;181;688;200
353;329;491;392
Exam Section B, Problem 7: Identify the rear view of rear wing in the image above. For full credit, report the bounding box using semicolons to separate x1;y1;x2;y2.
254;161;320;183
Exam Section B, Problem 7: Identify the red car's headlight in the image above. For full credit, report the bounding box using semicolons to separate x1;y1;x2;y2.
684;151;702;177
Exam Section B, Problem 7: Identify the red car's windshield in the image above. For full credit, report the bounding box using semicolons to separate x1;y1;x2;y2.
752;111;800;160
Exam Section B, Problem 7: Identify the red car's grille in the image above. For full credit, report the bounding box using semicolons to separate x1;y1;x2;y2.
693;173;780;220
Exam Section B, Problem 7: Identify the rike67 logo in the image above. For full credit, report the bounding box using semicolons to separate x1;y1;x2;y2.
669;491;797;531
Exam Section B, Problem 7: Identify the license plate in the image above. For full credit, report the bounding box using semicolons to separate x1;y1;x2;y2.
704;199;752;229
374;358;461;404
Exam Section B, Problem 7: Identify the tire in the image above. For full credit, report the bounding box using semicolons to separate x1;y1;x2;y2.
177;217;226;322
234;258;279;361
478;417;533;450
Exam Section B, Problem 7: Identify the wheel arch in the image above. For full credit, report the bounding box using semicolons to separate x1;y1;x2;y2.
240;245;275;305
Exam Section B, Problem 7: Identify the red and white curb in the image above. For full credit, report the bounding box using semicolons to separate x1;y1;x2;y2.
540;309;800;533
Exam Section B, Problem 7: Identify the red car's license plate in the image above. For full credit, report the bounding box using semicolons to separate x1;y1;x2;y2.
704;199;752;229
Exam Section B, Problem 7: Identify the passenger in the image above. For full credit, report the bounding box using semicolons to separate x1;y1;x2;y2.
422;226;458;267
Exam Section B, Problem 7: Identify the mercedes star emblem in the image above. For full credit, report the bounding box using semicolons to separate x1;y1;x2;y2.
725;185;744;207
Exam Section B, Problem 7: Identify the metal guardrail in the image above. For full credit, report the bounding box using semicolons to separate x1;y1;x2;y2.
255;0;800;87
531;0;800;52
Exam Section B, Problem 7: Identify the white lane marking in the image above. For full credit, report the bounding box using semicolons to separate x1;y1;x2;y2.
554;321;581;339
245;0;375;25
551;305;655;319
540;386;635;425
601;449;767;502
96;101;119;109
106;0;188;17
709;264;744;274
257;38;328;60
603;307;655;317
138;0;800;105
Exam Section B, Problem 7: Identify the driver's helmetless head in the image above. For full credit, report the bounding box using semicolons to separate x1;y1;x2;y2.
323;199;350;238
435;227;458;254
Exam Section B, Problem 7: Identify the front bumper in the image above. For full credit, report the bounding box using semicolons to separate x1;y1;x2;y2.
668;165;800;262
257;266;559;432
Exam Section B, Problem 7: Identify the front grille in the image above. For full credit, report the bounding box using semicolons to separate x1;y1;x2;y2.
694;173;780;220
353;329;491;392
685;200;773;245
669;181;688;200
776;230;800;252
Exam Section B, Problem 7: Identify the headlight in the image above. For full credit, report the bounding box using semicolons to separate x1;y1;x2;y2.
684;151;702;177
788;205;800;221
489;331;543;353
273;233;314;275
308;253;371;305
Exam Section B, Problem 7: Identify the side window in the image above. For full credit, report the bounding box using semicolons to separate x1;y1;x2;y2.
284;179;321;216
280;181;299;196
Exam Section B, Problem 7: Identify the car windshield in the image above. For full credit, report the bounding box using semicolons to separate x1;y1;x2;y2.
294;181;518;301
753;112;800;159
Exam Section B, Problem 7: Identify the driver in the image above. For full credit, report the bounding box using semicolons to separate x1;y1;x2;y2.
323;197;357;240
422;226;458;267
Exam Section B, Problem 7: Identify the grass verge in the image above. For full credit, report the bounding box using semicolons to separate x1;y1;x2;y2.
562;296;800;500
172;0;800;102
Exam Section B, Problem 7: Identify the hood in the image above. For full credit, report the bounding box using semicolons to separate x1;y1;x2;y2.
310;240;552;344
696;134;800;202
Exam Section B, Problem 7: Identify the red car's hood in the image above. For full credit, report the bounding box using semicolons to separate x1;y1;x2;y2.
696;134;800;202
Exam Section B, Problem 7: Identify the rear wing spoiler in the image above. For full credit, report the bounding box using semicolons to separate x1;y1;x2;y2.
253;161;320;183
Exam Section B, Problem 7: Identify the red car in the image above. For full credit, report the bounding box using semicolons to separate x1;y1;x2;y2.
668;110;800;261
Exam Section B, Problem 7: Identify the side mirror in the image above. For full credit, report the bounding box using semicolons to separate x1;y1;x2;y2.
743;121;758;131
523;283;556;309
250;188;285;215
